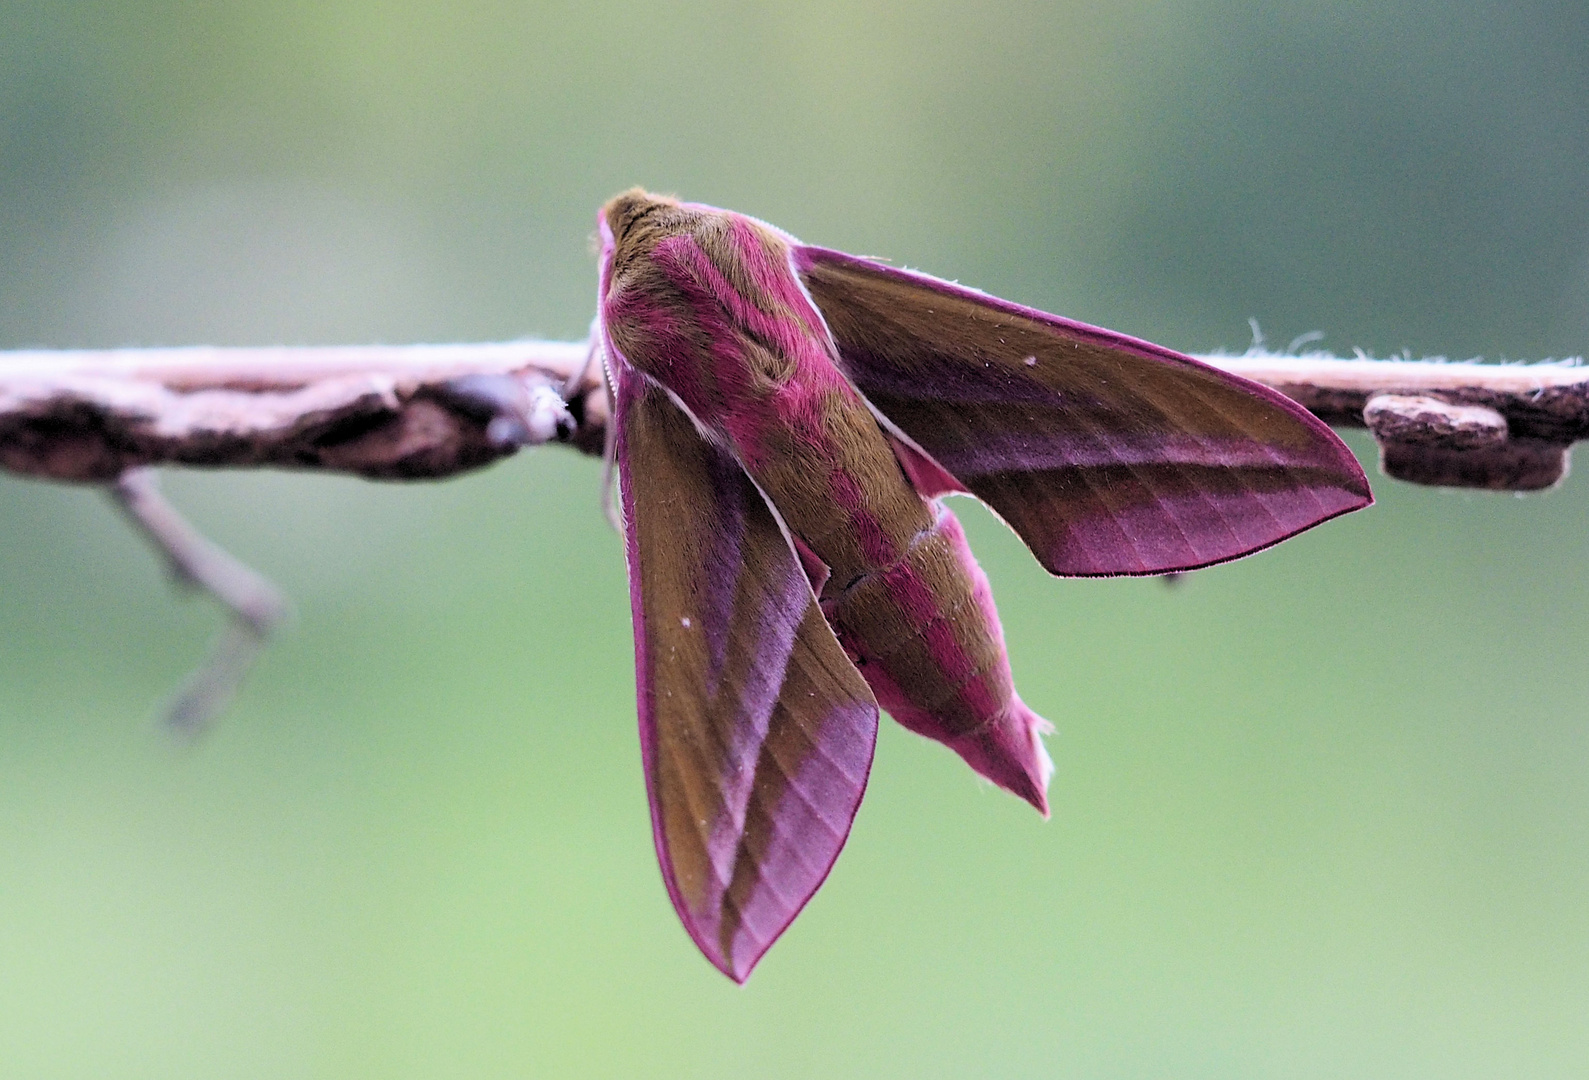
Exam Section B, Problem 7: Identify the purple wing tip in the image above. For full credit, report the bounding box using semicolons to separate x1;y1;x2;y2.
654;692;880;984
681;920;757;984
671;901;774;984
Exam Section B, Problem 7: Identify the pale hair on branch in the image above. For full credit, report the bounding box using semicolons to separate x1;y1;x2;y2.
3;339;1586;729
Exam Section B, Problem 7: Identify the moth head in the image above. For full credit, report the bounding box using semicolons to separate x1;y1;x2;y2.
601;189;690;258
600;190;698;306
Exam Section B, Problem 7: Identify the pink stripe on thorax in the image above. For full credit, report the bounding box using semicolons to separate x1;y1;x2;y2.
603;285;717;421
826;465;905;569
648;232;864;478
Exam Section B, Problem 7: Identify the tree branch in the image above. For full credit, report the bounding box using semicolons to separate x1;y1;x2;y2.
1209;352;1587;489
0;341;598;482
4;342;1584;490
7;340;1582;728
0;340;600;731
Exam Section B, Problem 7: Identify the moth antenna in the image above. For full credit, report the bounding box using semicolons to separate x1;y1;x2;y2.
601;430;621;531
600;359;622;532
1247;317;1266;353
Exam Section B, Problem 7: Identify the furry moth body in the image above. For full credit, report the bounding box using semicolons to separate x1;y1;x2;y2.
596;189;1371;981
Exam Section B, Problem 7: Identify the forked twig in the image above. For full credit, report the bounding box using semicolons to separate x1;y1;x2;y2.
109;468;291;735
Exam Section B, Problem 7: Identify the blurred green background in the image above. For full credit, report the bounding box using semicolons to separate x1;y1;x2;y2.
3;1;1588;1076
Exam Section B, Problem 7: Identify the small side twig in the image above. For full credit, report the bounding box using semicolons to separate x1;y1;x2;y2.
109;467;291;735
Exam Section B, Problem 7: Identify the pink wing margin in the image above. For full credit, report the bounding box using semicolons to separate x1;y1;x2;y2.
794;246;1373;577
614;367;879;982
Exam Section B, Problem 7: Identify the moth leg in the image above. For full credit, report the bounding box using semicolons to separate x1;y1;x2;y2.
567;317;624;531
563;315;605;400
437;372;573;447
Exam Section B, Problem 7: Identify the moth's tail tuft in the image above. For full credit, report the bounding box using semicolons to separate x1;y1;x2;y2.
946;696;1054;816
